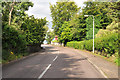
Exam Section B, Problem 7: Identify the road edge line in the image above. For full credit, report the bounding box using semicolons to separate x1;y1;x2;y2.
71;48;109;79
87;58;109;79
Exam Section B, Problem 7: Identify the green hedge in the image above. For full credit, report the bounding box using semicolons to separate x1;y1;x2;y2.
67;33;118;56
2;25;27;62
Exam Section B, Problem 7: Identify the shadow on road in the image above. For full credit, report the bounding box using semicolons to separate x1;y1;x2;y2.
43;47;107;79
2;45;117;80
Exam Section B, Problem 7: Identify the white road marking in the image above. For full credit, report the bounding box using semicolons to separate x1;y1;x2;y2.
53;56;58;61
38;47;60;79
87;59;108;79
38;64;51;79
75;50;108;78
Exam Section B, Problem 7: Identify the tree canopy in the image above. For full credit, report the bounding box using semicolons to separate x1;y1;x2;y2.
50;1;80;35
2;1;48;62
50;1;80;45
50;0;119;46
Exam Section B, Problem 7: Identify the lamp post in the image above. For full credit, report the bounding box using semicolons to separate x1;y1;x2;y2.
84;15;94;53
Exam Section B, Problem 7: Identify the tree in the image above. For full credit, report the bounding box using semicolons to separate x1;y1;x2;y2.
2;1;33;26
46;30;55;44
82;1;112;29
2;1;33;58
50;1;80;44
85;16;101;40
21;16;47;46
81;1;115;40
69;14;86;41
2;25;27;56
59;21;73;46
44;25;49;34
2;1;48;61
107;1;120;22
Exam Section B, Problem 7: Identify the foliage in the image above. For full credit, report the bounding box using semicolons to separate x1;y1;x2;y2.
95;29;112;38
69;14;86;41
58;21;73;46
46;30;55;44
21;16;47;45
107;1;120;22
50;1;115;46
52;40;59;43
0;1;1;13
86;28;99;40
50;1;80;43
95;21;119;38
2;1;34;63
85;16;100;40
2;1;48;63
2;25;27;61
44;25;49;33
106;21;119;30
82;1;112;29
67;33;118;56
2;2;33;26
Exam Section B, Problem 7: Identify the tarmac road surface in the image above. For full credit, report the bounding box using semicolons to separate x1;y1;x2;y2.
2;44;106;80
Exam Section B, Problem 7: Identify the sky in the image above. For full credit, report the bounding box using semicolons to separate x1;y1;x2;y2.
25;0;88;30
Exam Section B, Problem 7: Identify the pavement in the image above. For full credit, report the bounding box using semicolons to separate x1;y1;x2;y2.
2;44;119;80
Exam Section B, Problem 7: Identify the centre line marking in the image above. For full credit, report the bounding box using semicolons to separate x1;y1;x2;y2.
53;56;58;61
38;64;51;79
38;48;59;79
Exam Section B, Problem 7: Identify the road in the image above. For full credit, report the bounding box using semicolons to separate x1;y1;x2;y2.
2;45;106;80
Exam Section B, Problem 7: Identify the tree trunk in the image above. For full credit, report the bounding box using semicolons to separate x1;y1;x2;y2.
9;1;15;25
64;39;67;47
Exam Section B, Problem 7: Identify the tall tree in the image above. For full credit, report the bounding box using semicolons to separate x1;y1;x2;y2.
85;16;99;40
107;1;120;22
50;1;80;44
21;16;47;45
82;1;112;29
2;1;34;57
59;21;73;46
2;1;33;26
69;14;86;41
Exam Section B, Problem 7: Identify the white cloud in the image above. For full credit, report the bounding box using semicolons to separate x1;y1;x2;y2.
26;1;51;20
74;0;88;8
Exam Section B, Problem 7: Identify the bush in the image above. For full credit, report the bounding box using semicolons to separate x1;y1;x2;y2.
95;29;113;38
67;33;118;56
95;21;119;38
2;25;27;62
106;21;119;30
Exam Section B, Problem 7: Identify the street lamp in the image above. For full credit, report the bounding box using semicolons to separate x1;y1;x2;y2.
84;15;94;53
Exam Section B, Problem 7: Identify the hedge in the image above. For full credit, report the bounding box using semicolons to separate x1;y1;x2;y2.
2;25;27;62
67;33;118;56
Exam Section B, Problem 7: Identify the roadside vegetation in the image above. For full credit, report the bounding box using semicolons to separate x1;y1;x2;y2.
46;30;55;44
2;1;48;63
2;0;119;65
50;0;119;65
67;33;119;65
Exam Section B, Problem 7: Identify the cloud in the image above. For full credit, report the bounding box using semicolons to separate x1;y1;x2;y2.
74;0;88;8
26;1;52;21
